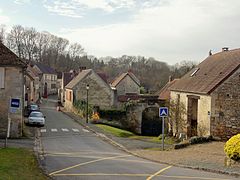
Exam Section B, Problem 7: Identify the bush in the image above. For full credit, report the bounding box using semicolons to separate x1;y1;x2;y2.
224;134;240;161
189;136;212;145
174;141;190;149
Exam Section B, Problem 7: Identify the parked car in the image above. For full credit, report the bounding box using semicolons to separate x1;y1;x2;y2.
27;111;45;127
25;104;40;117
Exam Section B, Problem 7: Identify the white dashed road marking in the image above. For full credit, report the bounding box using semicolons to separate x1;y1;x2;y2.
82;128;89;133
51;129;58;132
62;128;69;132
42;128;90;133
40;129;47;133
72;129;79;132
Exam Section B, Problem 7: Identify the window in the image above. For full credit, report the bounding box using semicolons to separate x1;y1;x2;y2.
45;74;47;80
190;68;199;77
0;67;5;88
51;84;56;89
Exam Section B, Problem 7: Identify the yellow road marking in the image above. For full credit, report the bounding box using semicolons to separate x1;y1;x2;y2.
52;173;231;180
49;154;131;176
47;154;158;164
46;151;124;156
146;165;172;180
54;173;148;177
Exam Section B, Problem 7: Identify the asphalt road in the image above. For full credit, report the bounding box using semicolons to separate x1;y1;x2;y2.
38;98;238;180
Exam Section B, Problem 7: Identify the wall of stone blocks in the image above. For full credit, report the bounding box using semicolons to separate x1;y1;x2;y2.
210;68;240;140
170;91;212;137
0;66;24;138
116;75;140;96
74;71;115;110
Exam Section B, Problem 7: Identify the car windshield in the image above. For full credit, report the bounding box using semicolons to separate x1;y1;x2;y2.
30;112;43;118
30;104;39;110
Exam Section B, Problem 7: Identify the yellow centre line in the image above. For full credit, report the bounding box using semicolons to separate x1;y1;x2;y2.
49;154;132;176
47;154;159;164
146;165;172;180
52;173;233;180
54;173;149;177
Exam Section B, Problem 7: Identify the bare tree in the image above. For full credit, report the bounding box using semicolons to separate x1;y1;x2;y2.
22;27;37;62
49;35;69;67
169;99;187;137
6;25;25;58
0;24;6;43
68;42;85;60
35;31;51;62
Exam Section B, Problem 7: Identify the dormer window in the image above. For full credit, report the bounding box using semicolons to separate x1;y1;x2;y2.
190;68;199;77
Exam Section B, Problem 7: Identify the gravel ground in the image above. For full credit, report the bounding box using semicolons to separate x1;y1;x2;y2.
132;142;240;176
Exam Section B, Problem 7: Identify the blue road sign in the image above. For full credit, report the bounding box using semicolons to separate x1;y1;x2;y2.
10;98;20;108
159;107;168;117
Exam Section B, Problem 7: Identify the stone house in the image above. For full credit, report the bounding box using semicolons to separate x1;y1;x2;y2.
0;42;26;138
33;63;57;97
170;48;240;140
65;69;115;111
60;71;76;105
157;77;179;101
111;71;141;96
25;65;40;104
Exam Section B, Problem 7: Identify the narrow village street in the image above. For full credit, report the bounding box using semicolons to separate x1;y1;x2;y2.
37;98;238;180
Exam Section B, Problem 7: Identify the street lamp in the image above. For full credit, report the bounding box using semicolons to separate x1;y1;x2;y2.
86;84;89;123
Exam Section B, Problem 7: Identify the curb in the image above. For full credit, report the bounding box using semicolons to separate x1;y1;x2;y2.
61;110;133;154
61;110;240;178
34;127;53;179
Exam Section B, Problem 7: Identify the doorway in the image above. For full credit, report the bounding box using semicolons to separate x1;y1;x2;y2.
187;96;199;137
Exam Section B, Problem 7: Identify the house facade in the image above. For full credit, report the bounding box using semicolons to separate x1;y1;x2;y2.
170;48;240;140
33;63;57;97
65;69;115;111
25;65;40;104
0;43;26;138
60;71;76;105
111;71;141;96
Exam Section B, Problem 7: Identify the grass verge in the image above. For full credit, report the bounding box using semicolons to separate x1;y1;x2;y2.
96;124;134;137
96;124;178;145
0;148;47;180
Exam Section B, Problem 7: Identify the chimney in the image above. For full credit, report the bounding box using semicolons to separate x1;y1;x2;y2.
222;47;229;52
209;50;212;56
79;66;86;72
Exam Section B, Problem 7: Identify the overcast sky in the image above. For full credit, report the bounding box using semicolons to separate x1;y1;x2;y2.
1;0;240;64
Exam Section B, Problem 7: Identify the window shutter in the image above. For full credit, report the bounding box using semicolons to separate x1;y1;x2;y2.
0;67;5;88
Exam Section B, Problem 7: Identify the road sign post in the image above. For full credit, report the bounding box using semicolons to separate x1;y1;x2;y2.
159;107;168;151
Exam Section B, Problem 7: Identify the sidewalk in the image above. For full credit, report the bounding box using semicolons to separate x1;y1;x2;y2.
0;124;35;149
63;110;240;177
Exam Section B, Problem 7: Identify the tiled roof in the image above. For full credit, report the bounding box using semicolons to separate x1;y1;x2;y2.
0;42;26;67
65;69;92;89
35;63;56;74
96;72;108;83
111;71;140;87
171;49;240;94
157;79;179;100
63;72;75;87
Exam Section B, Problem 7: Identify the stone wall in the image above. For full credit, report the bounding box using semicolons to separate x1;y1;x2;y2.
0;66;24;138
74;71;115;110
210;68;240;140
116;75;140;96
170;91;212;137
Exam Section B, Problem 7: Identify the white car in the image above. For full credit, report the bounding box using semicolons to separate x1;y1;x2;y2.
28;111;45;127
